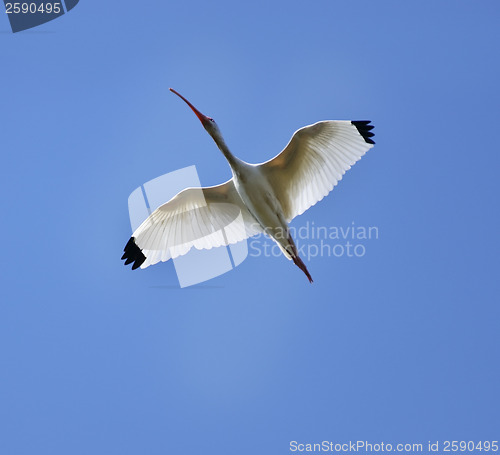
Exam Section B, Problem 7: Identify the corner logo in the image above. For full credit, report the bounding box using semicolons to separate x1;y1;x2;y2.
127;166;248;288
3;0;79;33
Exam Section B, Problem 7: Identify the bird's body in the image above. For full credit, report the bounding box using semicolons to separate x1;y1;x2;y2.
122;89;375;282
229;161;309;275
232;163;283;238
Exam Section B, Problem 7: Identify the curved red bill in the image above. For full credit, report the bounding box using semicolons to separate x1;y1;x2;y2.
169;88;209;123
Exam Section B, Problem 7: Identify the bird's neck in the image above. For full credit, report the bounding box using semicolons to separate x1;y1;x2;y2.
212;133;241;170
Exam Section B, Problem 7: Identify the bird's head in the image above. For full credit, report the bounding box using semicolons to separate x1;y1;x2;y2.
170;88;222;140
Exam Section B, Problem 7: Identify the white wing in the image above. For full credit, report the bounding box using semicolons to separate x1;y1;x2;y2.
259;120;375;222
122;179;261;269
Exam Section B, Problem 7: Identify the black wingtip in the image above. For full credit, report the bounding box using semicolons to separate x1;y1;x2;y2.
352;120;375;145
122;237;146;270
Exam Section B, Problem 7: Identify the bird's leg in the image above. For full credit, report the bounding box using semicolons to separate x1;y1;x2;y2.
286;230;313;283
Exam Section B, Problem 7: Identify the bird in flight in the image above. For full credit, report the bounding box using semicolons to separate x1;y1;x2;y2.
122;89;375;282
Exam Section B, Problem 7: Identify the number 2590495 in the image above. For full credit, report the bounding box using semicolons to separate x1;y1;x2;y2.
5;3;61;14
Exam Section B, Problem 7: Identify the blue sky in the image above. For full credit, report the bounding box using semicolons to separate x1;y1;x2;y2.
1;1;499;454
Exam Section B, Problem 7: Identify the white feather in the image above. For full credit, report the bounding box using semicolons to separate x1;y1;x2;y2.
259;121;374;222
132;179;262;269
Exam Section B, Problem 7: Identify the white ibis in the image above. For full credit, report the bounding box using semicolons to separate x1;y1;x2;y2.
122;89;375;282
